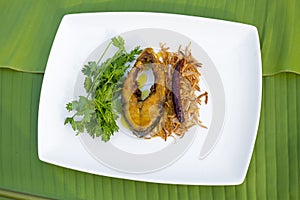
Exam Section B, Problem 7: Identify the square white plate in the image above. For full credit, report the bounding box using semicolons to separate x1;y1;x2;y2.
38;12;261;185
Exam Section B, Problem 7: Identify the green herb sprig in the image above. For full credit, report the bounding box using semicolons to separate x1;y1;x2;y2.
64;36;141;142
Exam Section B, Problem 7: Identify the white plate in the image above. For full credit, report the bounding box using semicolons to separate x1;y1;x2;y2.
74;28;224;173
38;12;261;185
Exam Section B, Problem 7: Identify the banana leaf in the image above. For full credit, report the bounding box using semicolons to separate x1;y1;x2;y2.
0;0;300;75
0;69;299;199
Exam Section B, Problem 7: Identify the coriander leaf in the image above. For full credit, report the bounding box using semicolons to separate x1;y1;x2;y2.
66;103;73;111
81;64;91;76
81;109;94;123
64;117;74;125
72;96;91;112
112;97;122;114
84;77;92;93
111;36;125;48
94;126;103;138
75;121;85;134
82;62;97;76
64;117;77;131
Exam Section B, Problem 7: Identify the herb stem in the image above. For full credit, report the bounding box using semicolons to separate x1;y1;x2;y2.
87;45;124;99
97;41;112;66
103;70;116;87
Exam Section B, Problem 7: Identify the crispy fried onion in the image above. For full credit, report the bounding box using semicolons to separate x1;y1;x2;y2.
148;43;208;140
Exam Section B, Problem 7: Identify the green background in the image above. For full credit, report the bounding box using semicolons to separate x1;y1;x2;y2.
0;0;299;199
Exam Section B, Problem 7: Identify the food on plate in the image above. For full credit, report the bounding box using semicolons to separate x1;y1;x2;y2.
122;48;166;138
172;58;185;123
135;44;208;140
64;36;208;142
64;37;142;142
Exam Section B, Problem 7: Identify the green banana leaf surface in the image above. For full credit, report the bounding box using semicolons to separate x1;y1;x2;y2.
0;69;299;199
0;0;300;75
0;0;300;199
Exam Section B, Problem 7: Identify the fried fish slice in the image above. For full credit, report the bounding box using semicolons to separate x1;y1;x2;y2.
122;48;166;138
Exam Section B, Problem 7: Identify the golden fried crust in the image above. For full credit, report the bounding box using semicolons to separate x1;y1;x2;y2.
122;48;166;138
